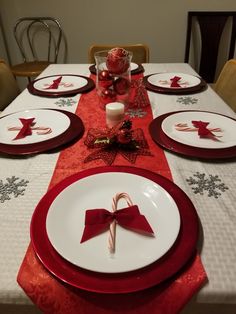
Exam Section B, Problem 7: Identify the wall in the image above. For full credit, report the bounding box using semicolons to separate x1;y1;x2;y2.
0;0;236;89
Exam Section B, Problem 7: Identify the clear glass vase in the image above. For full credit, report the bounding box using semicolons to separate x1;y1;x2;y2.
94;49;132;110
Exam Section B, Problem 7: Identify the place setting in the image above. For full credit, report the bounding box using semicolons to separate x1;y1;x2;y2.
0;108;84;155
30;165;199;293
143;72;207;94
27;74;95;97
149;110;236;159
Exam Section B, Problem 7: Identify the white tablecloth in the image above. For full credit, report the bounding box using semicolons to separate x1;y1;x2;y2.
0;63;236;312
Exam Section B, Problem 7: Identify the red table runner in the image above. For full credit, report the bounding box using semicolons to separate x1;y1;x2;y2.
17;74;207;314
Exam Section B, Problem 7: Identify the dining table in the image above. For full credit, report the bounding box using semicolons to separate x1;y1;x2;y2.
0;62;236;314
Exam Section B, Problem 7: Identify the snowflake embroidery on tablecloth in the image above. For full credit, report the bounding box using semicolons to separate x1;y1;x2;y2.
177;96;198;105
0;176;29;203
125;108;147;118
54;98;77;107
186;172;228;198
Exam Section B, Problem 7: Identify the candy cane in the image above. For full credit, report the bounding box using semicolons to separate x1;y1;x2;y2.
108;192;133;254
34;127;52;135
175;123;222;132
8;126;52;135
61;82;74;87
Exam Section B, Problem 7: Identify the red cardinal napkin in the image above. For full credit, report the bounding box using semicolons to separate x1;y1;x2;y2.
192;120;219;140
13;118;35;140
170;76;181;87
45;76;62;89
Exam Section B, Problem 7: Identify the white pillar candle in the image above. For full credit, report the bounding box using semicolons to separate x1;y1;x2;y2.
106;102;125;128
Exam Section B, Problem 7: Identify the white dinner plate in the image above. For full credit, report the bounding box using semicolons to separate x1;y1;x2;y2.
33;75;88;92
46;171;181;273
130;62;139;71
147;72;201;89
97;62;138;71
0;109;70;145
161;111;236;149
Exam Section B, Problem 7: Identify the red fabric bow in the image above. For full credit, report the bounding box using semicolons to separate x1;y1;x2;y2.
192;120;218;140
80;205;154;243
13;118;35;140
45;76;62;89
170;76;181;87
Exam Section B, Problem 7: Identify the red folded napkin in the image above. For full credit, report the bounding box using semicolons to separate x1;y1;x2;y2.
192;120;220;140
170;76;181;87
81;205;154;243
45;76;62;89
13;118;35;140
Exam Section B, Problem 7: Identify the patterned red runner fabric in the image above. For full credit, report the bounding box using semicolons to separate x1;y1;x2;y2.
17;73;207;314
49;74;172;188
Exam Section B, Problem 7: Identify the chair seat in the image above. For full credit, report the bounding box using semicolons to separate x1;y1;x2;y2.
11;61;51;77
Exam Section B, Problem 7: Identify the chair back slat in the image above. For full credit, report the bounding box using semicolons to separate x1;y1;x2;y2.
88;44;149;64
185;11;236;83
0;59;20;111
213;59;236;112
13;17;62;63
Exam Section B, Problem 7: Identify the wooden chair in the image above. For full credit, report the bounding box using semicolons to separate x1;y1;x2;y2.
88;44;150;64
213;59;236;112
11;17;62;82
184;11;236;83
0;59;20;112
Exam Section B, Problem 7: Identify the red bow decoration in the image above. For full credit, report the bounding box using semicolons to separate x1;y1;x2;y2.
192;120;221;141
80;205;154;243
84;120;152;165
170;76;181;87
13;118;35;140
44;76;62;89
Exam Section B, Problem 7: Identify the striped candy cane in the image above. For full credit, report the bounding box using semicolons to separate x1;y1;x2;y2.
8;126;52;135
175;123;222;133
108;192;133;254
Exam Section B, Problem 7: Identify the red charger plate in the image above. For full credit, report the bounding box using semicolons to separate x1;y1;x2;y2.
149;110;236;159
0;109;84;155
30;165;199;294
27;74;95;97
143;74;207;94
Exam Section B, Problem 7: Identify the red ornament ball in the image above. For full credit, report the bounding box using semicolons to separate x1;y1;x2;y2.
98;70;112;81
98;70;113;88
106;47;130;75
113;77;130;95
117;129;132;144
101;88;116;104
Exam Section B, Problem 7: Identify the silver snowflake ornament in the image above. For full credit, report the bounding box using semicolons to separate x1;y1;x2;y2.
0;176;29;203
186;172;228;198
125;108;147;118
55;98;77;107
177;96;198;105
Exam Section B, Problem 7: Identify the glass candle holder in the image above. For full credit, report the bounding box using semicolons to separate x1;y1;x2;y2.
95;49;132;110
